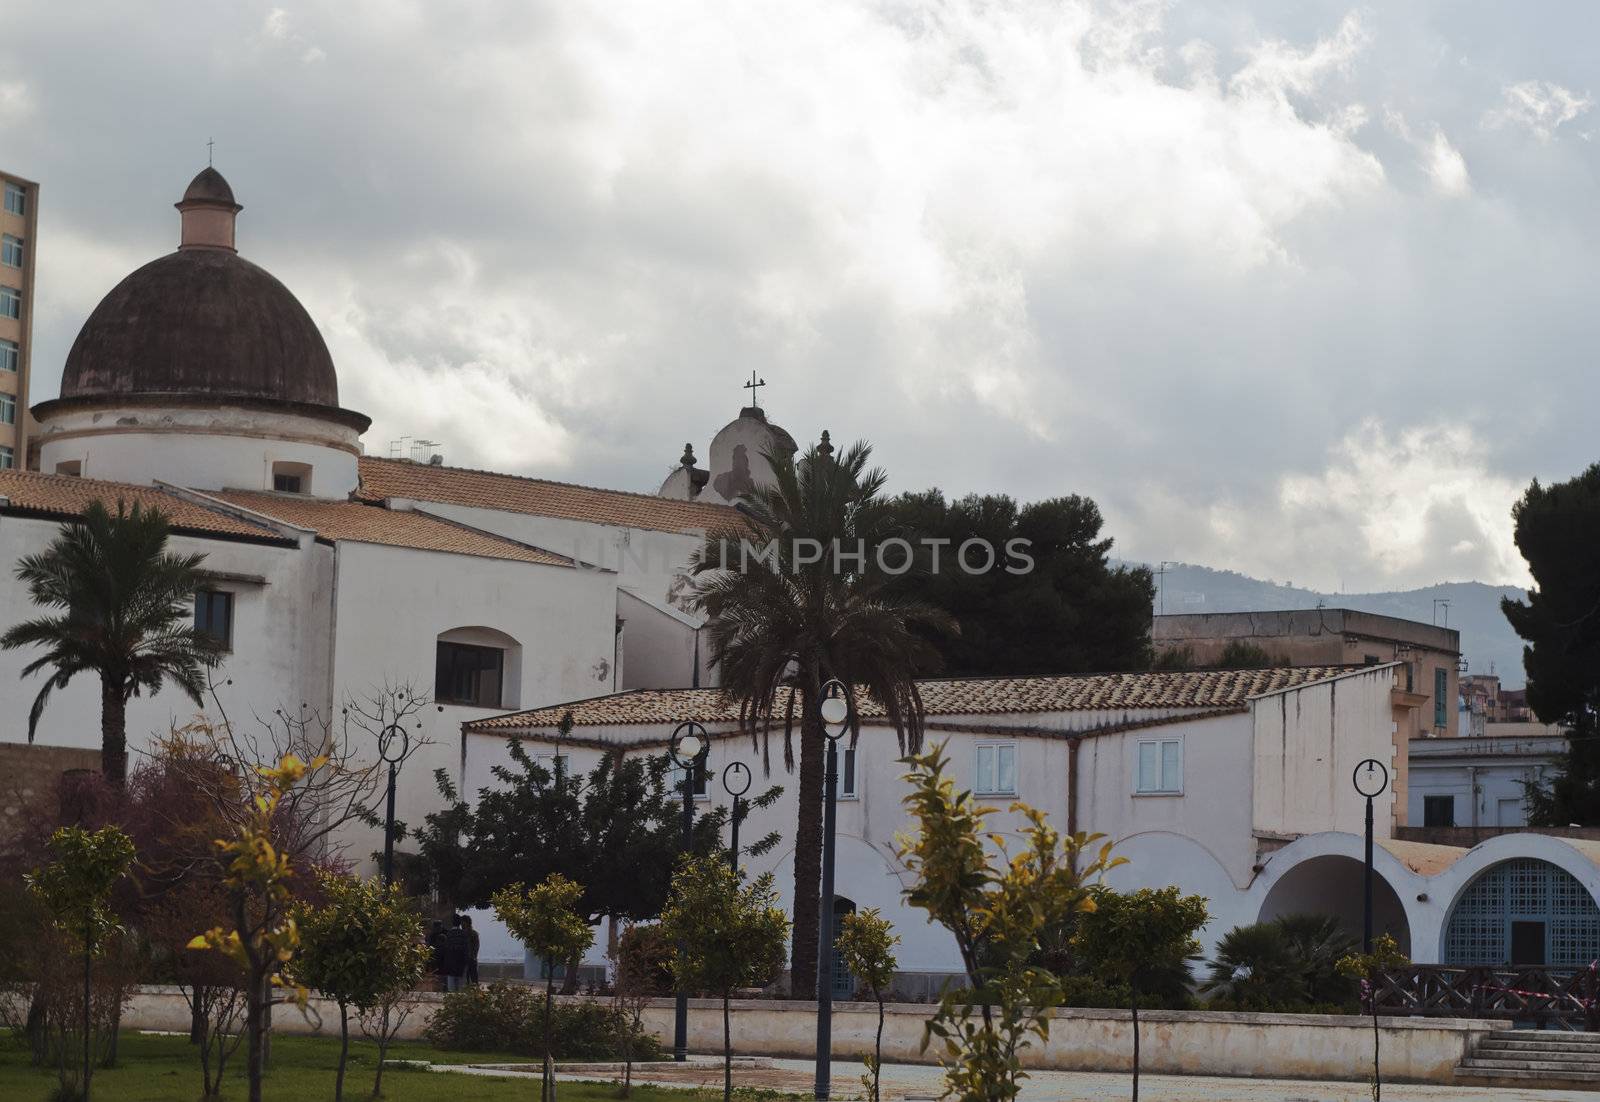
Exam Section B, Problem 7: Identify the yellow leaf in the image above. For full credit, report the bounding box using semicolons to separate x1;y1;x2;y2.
186;935;210;949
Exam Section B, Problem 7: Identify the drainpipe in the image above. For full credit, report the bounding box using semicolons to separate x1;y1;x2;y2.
1467;765;1479;831
1067;737;1080;872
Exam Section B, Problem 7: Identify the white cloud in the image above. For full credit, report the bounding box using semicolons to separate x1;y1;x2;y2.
0;80;32;122
1484;80;1593;140
1126;420;1529;591
1423;129;1471;196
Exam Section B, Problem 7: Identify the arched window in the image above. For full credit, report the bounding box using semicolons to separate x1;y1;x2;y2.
435;627;522;710
1444;858;1600;966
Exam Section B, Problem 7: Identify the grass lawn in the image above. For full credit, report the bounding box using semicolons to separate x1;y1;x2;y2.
0;1031;725;1101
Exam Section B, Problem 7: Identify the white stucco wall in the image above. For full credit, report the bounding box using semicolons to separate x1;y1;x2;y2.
1252;665;1398;840
1407;735;1563;829
327;540;620;869
0;513;333;758
35;403;362;498
617;588;708;690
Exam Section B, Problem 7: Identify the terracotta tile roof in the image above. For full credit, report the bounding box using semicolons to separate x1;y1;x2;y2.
355;456;743;536
210;491;571;566
0;469;285;541
465;667;1353;732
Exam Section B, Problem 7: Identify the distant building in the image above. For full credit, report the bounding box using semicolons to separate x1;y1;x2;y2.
0;169;36;469
1460;672;1534;724
1408;724;1566;832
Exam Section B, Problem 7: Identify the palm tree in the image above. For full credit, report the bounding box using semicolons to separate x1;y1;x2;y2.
1202;921;1303;1009
689;435;952;998
1;499;221;784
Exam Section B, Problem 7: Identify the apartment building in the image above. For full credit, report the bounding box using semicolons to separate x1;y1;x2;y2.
0;170;36;468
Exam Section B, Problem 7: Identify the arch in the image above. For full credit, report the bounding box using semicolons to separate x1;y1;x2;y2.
1442;857;1600;966
1103;830;1246;957
1258;854;1412;955
435;625;523;709
1248;832;1424;957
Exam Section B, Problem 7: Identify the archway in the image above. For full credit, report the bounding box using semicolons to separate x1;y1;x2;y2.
1443;858;1600;966
1259;854;1412;955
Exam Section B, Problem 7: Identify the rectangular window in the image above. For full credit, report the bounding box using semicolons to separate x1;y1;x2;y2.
840;745;857;798
273;473;303;493
0;286;18;319
535;752;571;779
1434;668;1448;727
435;641;504;707
193;589;234;650
0;446;15;469
669;758;709;798
1;235;20;268
0;339;16;372
1135;738;1183;794
3;183;23;217
975;743;1017;795
0;394;14;425
1423;794;1455;828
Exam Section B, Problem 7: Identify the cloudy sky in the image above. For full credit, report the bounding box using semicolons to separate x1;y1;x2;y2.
4;1;1596;591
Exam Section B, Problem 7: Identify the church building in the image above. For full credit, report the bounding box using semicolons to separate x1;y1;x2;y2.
1;167;785;854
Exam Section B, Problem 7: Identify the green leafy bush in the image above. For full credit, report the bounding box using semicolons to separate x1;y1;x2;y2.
423;983;662;1061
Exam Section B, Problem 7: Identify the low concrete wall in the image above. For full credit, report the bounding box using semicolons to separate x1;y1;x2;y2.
123;987;1491;1085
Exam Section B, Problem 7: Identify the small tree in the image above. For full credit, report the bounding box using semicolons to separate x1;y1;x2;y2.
291;871;429;1102
657;855;789;1102
25;824;137;1102
188;753;325;1102
835;908;899;1102
1201;922;1302;1008
611;923;672;1097
897;743;1123;1102
1337;934;1410;1102
1072;886;1208;1102
492;873;595;1102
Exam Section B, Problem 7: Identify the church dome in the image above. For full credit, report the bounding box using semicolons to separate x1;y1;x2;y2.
60;250;342;408
54;168;353;418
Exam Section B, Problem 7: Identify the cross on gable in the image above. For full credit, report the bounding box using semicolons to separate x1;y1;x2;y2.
743;370;766;407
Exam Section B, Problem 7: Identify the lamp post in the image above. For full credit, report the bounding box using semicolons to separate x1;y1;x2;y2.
378;723;409;888
722;760;752;872
814;679;851;1102
1353;758;1390;954
669;721;709;1063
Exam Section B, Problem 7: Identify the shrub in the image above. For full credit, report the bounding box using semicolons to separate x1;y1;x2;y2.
424;983;661;1061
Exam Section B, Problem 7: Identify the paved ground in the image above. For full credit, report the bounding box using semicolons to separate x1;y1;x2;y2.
497;1055;1600;1100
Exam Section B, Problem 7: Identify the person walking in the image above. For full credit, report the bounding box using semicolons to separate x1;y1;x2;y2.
426;919;447;992
462;914;481;986
442;914;469;992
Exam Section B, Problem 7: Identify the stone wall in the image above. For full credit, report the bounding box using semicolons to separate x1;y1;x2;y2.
121;987;1491;1085
0;742;101;846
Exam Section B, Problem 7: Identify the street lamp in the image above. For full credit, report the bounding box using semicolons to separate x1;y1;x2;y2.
378;723;409;888
1353;758;1390;954
722;760;752;872
814;679;851;1102
669;721;709;1063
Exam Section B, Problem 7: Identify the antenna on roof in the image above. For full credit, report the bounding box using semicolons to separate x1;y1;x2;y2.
411;439;440;464
389;436;412;460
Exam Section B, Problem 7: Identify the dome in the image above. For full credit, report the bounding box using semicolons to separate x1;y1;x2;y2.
59;249;343;409
181;166;238;207
50;168;361;423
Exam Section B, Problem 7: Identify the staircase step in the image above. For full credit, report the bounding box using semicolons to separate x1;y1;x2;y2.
1457;1065;1600;1086
1481;1039;1600;1057
1460;1057;1600;1076
1487;1029;1600;1044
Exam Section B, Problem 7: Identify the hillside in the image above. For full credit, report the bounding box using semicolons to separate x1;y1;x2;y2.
1128;562;1530;688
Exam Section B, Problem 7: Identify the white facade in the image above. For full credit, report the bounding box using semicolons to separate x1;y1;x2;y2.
459;665;1406;977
